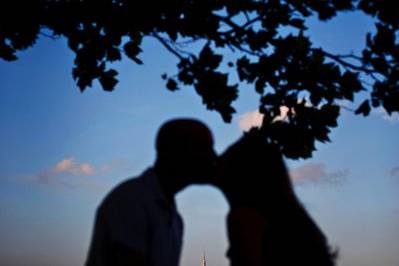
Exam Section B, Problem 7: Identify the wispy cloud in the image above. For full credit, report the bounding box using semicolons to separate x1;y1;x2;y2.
290;162;349;185
99;159;127;174
238;107;290;131
33;157;128;190
55;158;95;175
38;157;95;183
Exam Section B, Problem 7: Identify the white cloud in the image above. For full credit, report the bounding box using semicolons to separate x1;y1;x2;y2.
238;107;290;131
275;106;290;121
238;110;264;131
7;157;128;191
53;158;74;172
290;162;349;185
38;157;95;184
51;157;95;176
36;157;124;189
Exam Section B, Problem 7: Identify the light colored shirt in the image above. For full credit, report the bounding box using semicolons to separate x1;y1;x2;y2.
85;168;183;266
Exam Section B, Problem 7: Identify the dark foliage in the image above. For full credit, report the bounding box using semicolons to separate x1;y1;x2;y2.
1;0;398;158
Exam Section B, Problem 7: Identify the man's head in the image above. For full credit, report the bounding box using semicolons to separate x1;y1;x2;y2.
154;118;216;195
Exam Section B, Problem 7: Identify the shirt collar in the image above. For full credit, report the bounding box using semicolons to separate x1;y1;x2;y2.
143;167;177;210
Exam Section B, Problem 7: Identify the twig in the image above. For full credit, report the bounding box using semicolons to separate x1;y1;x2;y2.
337;103;356;113
215;15;243;32
322;50;373;73
321;50;383;82
244;11;251;24
235;45;264;57
242;15;262;29
150;33;184;60
39;31;60;40
175;37;201;46
164;38;196;57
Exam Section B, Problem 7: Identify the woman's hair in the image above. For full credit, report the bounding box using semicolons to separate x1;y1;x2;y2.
218;132;338;265
217;132;296;208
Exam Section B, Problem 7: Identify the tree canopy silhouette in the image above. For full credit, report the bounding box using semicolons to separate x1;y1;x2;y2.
1;0;398;158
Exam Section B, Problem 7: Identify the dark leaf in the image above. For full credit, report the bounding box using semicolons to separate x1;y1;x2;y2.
166;79;178;91
107;47;122;62
289;18;307;30
0;44;18;61
131;57;143;65
99;69;119;91
355;100;371;116
124;41;142;64
199;44;222;69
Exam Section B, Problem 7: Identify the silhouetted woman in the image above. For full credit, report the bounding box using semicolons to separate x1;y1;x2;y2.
215;133;337;266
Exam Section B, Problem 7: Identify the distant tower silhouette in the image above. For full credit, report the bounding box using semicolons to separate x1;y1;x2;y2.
200;251;207;266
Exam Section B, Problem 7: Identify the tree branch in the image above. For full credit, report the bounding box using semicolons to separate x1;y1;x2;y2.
242;15;262;29
150;33;184;60
321;50;383;82
215;14;243;32
322;50;372;73
165;38;196;57
39;31;60;40
337;103;356;113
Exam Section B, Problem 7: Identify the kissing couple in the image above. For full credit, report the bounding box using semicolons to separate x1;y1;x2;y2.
86;118;337;266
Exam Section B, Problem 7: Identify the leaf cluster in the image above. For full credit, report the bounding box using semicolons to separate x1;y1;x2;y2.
1;0;398;158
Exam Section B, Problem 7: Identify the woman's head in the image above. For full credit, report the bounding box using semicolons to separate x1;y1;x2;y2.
216;133;294;207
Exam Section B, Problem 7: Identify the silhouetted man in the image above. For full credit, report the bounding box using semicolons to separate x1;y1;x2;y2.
85;119;216;266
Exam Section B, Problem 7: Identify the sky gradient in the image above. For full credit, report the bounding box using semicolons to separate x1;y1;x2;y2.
1;11;399;266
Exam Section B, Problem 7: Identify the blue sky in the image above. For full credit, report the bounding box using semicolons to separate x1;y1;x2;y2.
1;11;399;266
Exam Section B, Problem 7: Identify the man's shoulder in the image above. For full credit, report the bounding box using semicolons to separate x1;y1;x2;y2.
99;168;155;211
